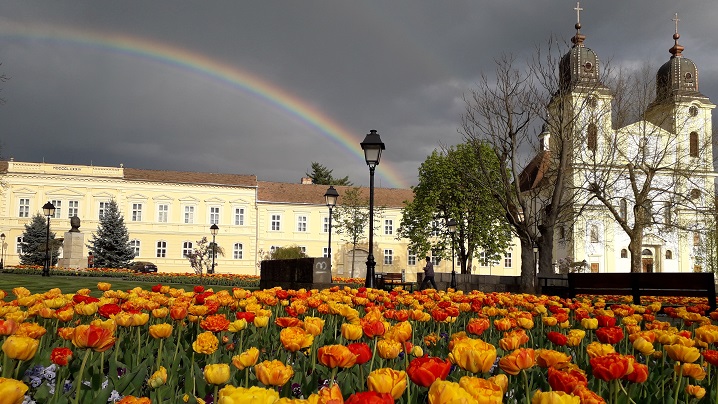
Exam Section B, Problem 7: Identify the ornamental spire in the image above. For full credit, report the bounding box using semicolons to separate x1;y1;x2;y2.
571;2;586;47
669;12;684;58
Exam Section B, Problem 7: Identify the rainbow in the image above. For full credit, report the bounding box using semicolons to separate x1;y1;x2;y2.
0;21;409;188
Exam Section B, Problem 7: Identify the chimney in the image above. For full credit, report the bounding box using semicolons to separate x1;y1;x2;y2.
301;177;314;185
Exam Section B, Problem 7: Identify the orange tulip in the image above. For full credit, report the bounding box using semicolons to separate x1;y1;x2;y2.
255;360;294;387
499;329;529;351
0;319;18;336
71;324;116;352
317;344;357;368
665;344;700;363
149;323;173;339
407;356;452;388
377;338;402;360
590;353;634;381
192;331;219;355
279;326;314;352
535;349;572;369
499;348;536;375
449;338;497;374
458;376;503;403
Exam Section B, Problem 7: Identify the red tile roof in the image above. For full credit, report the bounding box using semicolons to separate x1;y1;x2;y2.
257;181;413;208
123;167;257;187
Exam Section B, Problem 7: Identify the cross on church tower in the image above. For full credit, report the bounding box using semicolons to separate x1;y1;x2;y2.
673;12;680;35
575;2;583;25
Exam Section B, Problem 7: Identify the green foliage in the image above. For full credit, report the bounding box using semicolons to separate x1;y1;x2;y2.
20;213;60;266
398;141;512;273
185;237;226;275
306;162;353;186
87;200;136;268
264;245;308;260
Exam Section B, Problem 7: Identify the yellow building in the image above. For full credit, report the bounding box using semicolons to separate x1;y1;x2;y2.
0;159;522;279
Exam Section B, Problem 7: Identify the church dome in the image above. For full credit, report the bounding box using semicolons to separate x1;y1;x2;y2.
654;19;705;102
559;23;602;91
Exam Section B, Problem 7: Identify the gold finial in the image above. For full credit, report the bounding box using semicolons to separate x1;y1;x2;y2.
669;12;684;57
571;2;586;47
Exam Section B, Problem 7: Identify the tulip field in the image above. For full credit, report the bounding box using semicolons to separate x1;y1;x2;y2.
1;276;718;403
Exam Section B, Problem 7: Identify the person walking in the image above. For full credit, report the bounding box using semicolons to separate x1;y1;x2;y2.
419;256;438;290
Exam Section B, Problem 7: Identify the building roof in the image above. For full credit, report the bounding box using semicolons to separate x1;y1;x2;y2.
123;167;257;187
257;181;414;208
518;150;552;192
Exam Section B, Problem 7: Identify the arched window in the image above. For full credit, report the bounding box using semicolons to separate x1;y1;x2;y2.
587;123;598;152
665;250;673;259
620;249;628;258
690;131;699;157
642;249;652;256
619;199;627;220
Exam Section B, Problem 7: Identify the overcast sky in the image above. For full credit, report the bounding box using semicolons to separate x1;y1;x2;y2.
1;1;716;189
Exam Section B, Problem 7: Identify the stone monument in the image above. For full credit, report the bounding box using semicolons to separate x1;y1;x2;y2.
58;216;86;269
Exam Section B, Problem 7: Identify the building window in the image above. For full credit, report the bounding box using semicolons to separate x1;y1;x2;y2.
157;204;168;223
480;251;489;267
156;241;167;258
384;219;393;235
504;252;512;268
430;220;440;237
296;215;307;232
663;202;671;226
132;203;143;222
182;241;193;257
323;216;330;233
130;239;141;257
690;132;699;157
589;225;599;243
619;199;627;220
99;201;109;219
299;246;307;254
18;198;30;218
693;232;701;246
234;208;245;226
210;207;220;225
620;249;628;258
557;226;565;240
587;123;597;152
407;253;416;266
51;200;63;219
68;200;79;218
689;106;698;116
184;206;194;224
384;249;393;265
16;236;24;254
666;250;673;259
690;189;701;200
323;247;329;258
271;214;281;231
587;96;598;109
233;243;243;259
270;245;280;253
431;249;441;266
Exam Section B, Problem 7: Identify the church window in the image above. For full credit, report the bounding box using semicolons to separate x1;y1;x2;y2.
620;249;628;258
619;199;627;220
664;202;671;225
686;73;694;81
642;249;652;256
689;132;699;157
589;225;599;243
587;123;597;152
557;226;565;240
689;105;698;116
693;232;701;246
690;189;701;200
587;96;597;109
584;62;593;71
665;250;673;259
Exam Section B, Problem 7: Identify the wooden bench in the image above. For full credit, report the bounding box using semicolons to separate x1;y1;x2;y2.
567;272;717;312
376;272;415;291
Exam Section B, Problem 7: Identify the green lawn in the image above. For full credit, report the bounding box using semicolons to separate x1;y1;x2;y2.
0;272;239;298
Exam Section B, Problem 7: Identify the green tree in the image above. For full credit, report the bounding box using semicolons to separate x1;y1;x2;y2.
332;187;384;278
87;199;136;268
186;237;226;275
20;213;60;266
306;162;353;186
398;142;512;274
262;245;308;260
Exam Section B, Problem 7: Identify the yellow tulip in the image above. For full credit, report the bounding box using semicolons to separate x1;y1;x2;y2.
427;380;478;404
665;344;700;363
148;367;167;388
449;338;497;374
149;323;173;339
232;347;260;371
2;336;39;361
204;364;231;385
0;377;29;404
228;319;247;333
341;323;363;341
459;376;503;403
217;385;279;404
367;368;407;399
377;338;402;360
193;331;219;355
531;390;580;404
254;316;270;328
255;360;294;387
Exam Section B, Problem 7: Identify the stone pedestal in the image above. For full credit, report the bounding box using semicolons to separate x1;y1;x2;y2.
58;231;85;269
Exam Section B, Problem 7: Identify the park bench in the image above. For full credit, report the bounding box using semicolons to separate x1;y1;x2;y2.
567;272;717;312
376;272;415;291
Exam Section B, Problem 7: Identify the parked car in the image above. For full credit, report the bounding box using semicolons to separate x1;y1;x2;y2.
130;261;158;273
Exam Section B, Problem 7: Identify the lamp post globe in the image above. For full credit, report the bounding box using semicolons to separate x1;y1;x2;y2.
447;218;458;290
324;186;339;275
0;233;5;270
42;201;56;277
209;224;219;275
360;130;385;288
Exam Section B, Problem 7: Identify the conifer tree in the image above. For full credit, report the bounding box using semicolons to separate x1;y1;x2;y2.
20;213;60;266
87;199;136;268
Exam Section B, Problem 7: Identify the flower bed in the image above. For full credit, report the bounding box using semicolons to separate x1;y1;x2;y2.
1;283;717;403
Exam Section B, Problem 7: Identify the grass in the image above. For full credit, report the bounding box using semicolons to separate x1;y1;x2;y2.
0;272;240;298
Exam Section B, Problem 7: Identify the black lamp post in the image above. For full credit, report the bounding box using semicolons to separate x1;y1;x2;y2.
42;201;56;277
0;233;5;270
533;243;539;292
209;224;219;275
361;129;385;288
447;218;458;290
324;186;339;274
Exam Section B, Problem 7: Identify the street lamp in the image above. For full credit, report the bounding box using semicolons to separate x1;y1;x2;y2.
361;129;385;288
0;233;5;270
533;243;539;292
42;201;56;277
447;218;458;290
324;186;339;274
209;224;219;275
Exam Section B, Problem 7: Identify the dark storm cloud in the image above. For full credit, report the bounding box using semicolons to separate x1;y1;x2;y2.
1;1;717;189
